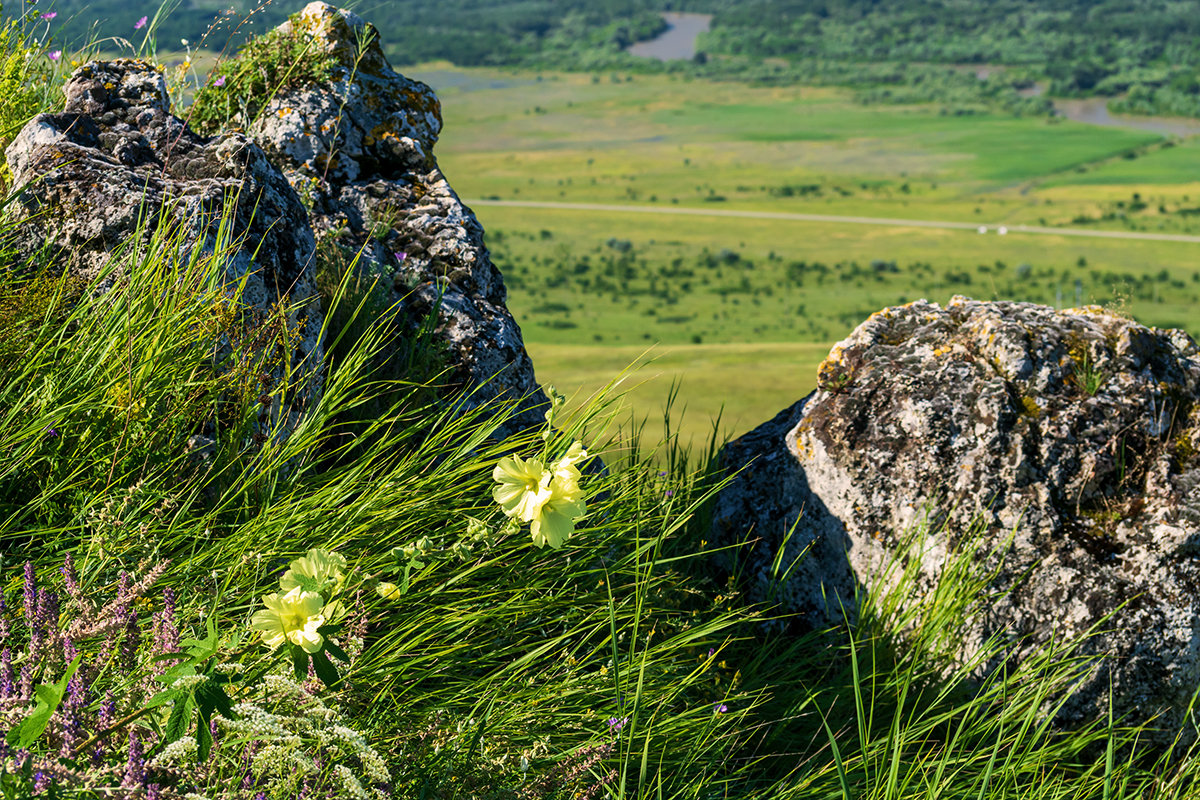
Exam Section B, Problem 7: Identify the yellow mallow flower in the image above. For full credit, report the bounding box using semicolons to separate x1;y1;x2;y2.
251;587;326;653
493;454;553;523
531;470;586;549
493;443;589;549
376;582;402;600
280;548;346;595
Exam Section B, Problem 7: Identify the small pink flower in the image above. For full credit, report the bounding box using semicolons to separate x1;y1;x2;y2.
134;15;147;29
212;75;225;87
40;11;56;20
395;251;407;262
48;50;61;61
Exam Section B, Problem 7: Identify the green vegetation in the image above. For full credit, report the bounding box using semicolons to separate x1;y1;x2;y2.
409;66;1200;440
188;11;337;134
6;12;1200;800
20;0;1200;119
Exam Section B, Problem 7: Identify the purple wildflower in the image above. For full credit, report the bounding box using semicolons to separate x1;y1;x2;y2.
0;648;13;698
23;562;37;627
61;640;85;754
94;692;116;763
665;489;674;498
152;587;179;659
213;75;225;87
61;554;79;598
19;664;33;699
395;251;407;262
713;702;728;714
48;50;61;61
134;15;147;29
40;10;55;19
607;716;627;733
122;730;145;790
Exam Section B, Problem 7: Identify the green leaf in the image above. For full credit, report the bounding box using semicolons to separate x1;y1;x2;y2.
195;679;235;721
6;654;82;748
162;692;195;747
324;639;350;664
291;645;309;682
195;707;214;762
311;649;341;688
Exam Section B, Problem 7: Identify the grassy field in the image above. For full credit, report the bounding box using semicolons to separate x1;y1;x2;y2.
406;64;1200;442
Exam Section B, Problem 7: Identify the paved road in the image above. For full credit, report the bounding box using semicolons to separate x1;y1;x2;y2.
465;199;1200;245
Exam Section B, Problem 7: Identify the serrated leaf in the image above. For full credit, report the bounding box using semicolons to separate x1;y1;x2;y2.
195;707;213;762
145;686;186;710
153;662;198;686
195;680;234;721
6;654;82;748
162;692;195;747
311;649;341;688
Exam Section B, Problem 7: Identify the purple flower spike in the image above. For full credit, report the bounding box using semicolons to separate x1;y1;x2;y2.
134;15;147;29
607;716;627;733
23;563;37;626
122;730;146;790
0;648;13;698
61;554;79;597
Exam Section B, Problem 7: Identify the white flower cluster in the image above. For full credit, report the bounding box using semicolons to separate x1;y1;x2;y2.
150;735;198;768
208;670;391;797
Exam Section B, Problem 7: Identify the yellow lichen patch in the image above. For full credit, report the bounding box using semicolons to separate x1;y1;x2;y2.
1020;395;1041;418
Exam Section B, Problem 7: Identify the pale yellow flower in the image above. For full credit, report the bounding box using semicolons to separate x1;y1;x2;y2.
493;455;553;522
376;582;402;600
530;469;586;549
250;587;326;653
280;548;346;595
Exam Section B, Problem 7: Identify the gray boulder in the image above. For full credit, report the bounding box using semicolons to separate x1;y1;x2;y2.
235;2;546;431
714;296;1200;733
5;59;324;435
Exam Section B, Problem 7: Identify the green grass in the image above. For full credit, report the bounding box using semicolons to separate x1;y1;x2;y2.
400;65;1200;439
7;34;1200;800
527;341;829;445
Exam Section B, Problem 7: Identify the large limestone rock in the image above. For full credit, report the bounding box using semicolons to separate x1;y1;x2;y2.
714;296;1200;733
235;2;546;431
5;60;324;432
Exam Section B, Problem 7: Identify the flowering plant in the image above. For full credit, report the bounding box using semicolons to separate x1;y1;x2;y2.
250;548;352;688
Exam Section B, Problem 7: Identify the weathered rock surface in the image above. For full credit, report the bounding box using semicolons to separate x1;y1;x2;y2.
715;296;1200;733
240;2;546;430
5;59;324;432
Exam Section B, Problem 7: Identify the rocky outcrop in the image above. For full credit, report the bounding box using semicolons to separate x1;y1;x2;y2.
4;60;324;433
714;296;1200;734
236;2;546;431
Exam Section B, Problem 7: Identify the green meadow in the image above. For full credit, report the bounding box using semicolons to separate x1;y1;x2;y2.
407;64;1200;442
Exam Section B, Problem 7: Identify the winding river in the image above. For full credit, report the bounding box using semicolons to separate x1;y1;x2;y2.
628;18;1200;136
626;13;712;61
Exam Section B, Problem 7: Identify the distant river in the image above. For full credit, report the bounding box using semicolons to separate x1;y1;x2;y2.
1051;97;1200;137
627;13;713;61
